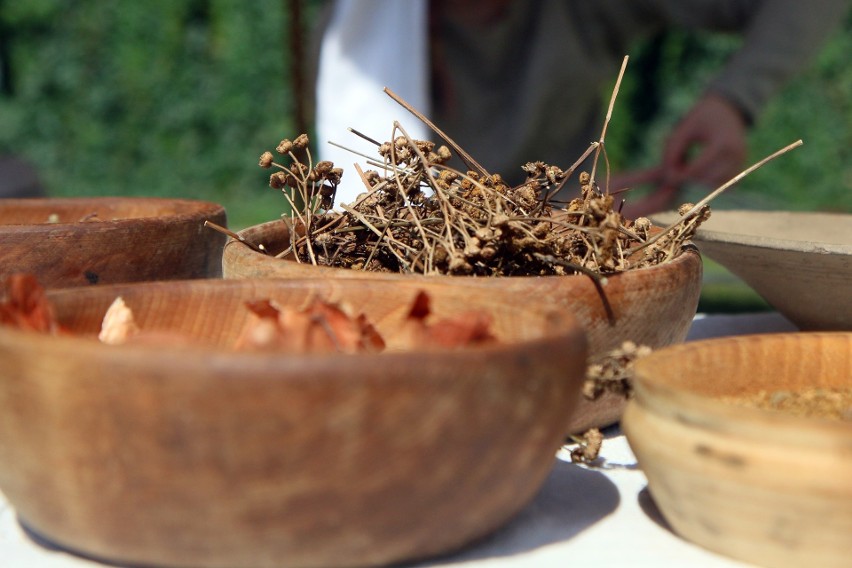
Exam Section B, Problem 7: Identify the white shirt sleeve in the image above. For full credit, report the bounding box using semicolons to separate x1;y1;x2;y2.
315;0;431;205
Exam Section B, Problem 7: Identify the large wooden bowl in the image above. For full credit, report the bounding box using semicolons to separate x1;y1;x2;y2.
623;332;852;568
223;220;703;432
0;197;227;287
0;278;587;568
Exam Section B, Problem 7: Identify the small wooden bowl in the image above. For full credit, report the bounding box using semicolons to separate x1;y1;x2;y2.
0;197;227;287
223;220;703;432
0;278;587;568
623;332;852;568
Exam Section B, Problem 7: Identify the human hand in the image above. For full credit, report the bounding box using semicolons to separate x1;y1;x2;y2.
661;93;748;189
608;167;679;218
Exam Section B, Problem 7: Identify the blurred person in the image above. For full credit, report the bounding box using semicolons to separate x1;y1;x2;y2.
0;155;45;198
314;0;847;214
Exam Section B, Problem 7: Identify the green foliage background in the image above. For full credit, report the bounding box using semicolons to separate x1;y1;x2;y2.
1;1;849;233
0;0;312;228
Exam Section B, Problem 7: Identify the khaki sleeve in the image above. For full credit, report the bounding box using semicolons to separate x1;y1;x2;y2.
702;0;849;122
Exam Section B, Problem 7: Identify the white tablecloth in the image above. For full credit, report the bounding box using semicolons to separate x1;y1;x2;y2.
0;312;798;568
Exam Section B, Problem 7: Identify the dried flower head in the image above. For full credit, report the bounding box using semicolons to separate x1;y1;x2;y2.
259;151;274;168
569;428;604;464
269;171;288;189
293;133;309;149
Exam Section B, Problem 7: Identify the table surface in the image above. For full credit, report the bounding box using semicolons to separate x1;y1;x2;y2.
0;312;799;568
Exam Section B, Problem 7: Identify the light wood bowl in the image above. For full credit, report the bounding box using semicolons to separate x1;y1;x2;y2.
0;278;587;568
222;220;703;432
0;197;227;287
653;210;852;330
623;332;852;568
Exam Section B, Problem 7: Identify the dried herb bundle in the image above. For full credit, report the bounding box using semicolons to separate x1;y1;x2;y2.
235;59;801;283
255;129;709;279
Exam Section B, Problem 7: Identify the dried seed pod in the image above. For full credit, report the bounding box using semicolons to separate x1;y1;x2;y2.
269;171;288;189
293;134;309;149
259;152;274;168
570;428;603;464
314;160;333;175
633;217;651;231
436;145;452;162
545;165;563;184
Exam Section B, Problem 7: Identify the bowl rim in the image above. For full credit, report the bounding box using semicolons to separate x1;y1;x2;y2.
631;331;852;444
0;196;226;228
654;209;852;254
0;324;584;387
0;278;588;372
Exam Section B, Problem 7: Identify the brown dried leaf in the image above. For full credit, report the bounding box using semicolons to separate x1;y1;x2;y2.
234;299;290;352
98;296;207;348
0;274;62;334
397;290;498;349
570;428;604;464
420;312;496;348
407;290;432;320
234;297;386;354
98;297;139;345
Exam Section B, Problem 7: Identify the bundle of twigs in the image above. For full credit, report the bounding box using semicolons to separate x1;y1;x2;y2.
229;57;800;283
256;125;709;280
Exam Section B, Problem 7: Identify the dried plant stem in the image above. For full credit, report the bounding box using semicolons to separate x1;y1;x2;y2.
534;253;615;324
590;55;629;188
630;139;804;254
327;140;381;164
347;127;383;147
545;141;600;203
384;86;489;177
339;203;413;269
390;122;433;246
204;221;268;254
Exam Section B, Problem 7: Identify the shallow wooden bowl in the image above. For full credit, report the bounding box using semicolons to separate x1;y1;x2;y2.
223;220;703;432
654;210;852;330
623;332;852;568
0;278;587;568
0;197;227;287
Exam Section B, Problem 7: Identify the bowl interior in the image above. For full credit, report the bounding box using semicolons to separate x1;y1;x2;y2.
636;332;849;393
45;278;579;351
633;332;852;433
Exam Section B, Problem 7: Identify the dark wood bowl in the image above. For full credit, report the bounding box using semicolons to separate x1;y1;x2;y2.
223;220;703;432
0;197;227;286
0;278;587;568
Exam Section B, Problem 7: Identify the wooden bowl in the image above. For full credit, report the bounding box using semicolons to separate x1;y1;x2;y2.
0;278;587;568
222;220;703;432
653;210;852;330
623;332;852;568
0;197;227;287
